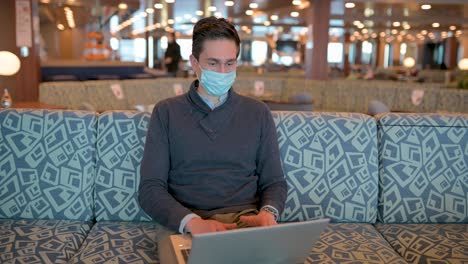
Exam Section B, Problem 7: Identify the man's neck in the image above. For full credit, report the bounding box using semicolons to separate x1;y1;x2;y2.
197;85;219;105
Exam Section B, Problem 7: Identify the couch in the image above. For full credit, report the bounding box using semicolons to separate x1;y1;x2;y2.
0;108;466;263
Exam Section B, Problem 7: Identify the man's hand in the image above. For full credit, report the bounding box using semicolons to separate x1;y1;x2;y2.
239;210;277;227
186;218;237;235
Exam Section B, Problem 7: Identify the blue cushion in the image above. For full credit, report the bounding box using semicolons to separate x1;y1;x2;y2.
95;111;152;221
273;112;378;223
377;113;468;223
0;219;92;262
308;223;407;263
68;221;163;263
0;109;97;221
375;223;468;263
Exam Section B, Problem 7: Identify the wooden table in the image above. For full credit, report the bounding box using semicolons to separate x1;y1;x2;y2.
11;101;67;110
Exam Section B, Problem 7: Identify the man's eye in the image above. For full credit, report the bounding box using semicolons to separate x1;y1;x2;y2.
208;63;216;66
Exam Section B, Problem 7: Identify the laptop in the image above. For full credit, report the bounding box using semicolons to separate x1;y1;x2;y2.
158;218;330;264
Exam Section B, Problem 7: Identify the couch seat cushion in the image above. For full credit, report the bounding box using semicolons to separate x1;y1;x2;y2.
307;223;407;263
69;221;166;263
0;219;92;263
375;223;468;263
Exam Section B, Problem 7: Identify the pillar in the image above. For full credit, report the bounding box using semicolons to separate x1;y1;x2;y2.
305;0;331;80
392;42;401;66
444;36;458;70
0;0;40;103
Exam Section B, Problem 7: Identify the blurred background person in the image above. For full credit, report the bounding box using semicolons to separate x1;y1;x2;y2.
164;32;181;77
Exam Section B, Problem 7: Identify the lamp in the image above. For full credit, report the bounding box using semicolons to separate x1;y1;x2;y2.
458;58;468;70
0;51;21;108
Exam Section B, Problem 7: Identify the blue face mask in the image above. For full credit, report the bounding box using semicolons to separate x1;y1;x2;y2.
198;66;236;97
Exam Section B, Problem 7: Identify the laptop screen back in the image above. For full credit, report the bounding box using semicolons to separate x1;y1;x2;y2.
187;218;329;264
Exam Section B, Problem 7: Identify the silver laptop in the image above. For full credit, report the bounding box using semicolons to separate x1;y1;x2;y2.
158;218;329;264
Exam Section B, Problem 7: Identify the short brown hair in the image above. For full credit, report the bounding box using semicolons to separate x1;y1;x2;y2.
192;17;240;60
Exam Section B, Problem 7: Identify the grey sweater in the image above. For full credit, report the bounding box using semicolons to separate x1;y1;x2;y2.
139;81;287;231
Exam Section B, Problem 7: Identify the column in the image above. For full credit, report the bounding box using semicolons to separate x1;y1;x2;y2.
305;0;331;80
392;42;401;66
0;0;40;103
375;37;386;68
443;36;457;69
343;32;350;77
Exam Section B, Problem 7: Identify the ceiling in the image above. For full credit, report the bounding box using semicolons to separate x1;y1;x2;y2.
38;0;468;40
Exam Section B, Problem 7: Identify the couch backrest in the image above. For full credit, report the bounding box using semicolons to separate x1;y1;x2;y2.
0;109;96;221
273;111;379;223
94;111;152;221
377;113;468;223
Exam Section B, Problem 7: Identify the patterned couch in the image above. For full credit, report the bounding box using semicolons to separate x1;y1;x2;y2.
0;108;467;263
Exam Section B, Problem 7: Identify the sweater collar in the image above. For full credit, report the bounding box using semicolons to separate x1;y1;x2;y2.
187;80;237;114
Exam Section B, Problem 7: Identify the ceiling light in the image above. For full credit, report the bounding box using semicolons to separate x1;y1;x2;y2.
118;3;128;9
245;9;254;15
154;3;163;9
249;3;258;9
391;29;398;35
146;8;154;13
57;24;65;30
449;25;456;31
208;6;217;12
345;2;355;8
165;0;174;3
432;22;440;28
290;11;299;17
225;1;234;6
421;30;427;35
379;32;386;37
264;21;271;26
191;17;198;23
214;12;222;18
392;21;400;27
195;10;204;16
403;24;411;30
292;0;301;5
167;19;174;24
421;4;431;10
270;15;278;21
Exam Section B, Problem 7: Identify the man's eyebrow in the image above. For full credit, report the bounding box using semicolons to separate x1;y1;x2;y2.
206;58;237;63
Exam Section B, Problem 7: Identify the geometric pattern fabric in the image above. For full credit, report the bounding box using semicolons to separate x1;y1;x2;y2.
0;219;92;263
95;111;152;222
375;223;468;263
68;221;163;263
377;113;468;223
273;112;379;223
0;109;96;221
307;223;407;263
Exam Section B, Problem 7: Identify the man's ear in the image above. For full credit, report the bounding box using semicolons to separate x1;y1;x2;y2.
189;54;197;68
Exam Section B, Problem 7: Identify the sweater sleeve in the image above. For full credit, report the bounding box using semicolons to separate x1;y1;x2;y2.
256;108;287;214
139;103;194;231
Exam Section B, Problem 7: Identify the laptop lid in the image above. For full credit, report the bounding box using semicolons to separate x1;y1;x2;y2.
187;218;329;264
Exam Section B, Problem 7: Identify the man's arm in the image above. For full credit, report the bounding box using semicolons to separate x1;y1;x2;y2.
139;103;194;231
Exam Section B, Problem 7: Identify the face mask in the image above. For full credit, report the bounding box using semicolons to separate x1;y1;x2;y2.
198;66;236;97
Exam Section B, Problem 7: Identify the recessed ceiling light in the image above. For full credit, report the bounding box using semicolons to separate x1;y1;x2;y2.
146;8;154;13
249;3;258;9
345;2;355;8
421;30;428;35
57;24;65;30
432;22;440;28
292;0;301;5
449;25;456;31
290;11;299;17
264;21;271;26
225;1;234;6
154;3;163;9
392;21;400;27
208;6;217;12
167;19;174;24
195;10;204;16
245;9;254;15
214;12;222;18
421;4;431;10
165;0;174;3
118;3;128;9
270;15;278;21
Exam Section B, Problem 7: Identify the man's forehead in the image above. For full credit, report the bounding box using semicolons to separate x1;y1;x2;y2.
199;39;238;59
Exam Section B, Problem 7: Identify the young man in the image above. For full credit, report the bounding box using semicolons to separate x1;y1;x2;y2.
139;17;286;235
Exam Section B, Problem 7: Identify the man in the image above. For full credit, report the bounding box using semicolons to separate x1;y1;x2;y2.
139;17;286;235
164;32;181;77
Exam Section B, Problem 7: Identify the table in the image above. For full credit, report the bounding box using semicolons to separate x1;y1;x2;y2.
11;101;67;110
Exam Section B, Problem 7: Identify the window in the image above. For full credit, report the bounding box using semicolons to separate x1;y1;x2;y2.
251;41;268;66
361;41;373;64
119;38;146;62
176;38;192;61
327;42;343;63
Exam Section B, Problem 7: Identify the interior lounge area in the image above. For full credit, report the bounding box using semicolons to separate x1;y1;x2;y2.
0;0;467;263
